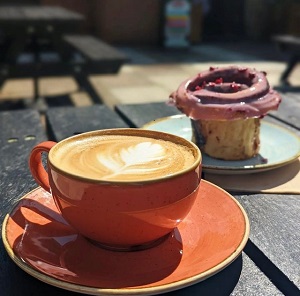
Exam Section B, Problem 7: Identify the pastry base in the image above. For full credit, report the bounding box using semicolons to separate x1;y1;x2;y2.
193;118;260;160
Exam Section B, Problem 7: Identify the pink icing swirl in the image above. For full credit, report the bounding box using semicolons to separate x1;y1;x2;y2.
169;66;282;120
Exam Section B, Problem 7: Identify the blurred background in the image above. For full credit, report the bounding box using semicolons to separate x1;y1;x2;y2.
0;0;299;111
39;0;299;45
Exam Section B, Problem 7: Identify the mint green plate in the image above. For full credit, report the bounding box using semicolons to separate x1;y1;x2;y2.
142;115;300;174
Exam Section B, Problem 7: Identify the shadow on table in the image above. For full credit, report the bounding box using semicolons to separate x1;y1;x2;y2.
0;240;79;296
0;100;26;111
0;94;76;112
1;237;242;296
274;84;300;93
165;254;242;295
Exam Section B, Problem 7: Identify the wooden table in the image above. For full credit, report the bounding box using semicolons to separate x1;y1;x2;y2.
0;5;128;103
0;5;83;102
0;91;300;295
0;5;84;63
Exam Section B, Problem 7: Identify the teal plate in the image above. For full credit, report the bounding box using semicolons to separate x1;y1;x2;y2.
142;115;300;174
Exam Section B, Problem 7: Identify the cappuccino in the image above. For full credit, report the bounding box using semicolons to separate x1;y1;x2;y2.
50;133;196;182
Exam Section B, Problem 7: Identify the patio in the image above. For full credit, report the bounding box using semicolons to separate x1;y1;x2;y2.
0;40;299;113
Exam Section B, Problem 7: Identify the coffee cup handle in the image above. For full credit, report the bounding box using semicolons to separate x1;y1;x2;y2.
29;141;57;192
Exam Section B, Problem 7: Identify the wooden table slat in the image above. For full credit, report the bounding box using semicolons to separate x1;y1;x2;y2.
0;109;47;223
115;102;181;127
46;105;129;141
269;93;300;129
236;194;300;291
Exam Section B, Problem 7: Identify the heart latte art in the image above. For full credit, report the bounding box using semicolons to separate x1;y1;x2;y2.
52;135;196;181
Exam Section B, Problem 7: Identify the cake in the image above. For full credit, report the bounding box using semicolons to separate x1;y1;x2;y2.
169;66;282;160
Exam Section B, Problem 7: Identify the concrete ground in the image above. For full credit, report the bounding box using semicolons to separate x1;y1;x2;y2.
0;41;299;111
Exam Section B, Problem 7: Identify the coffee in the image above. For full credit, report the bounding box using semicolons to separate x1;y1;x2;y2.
50;134;196;182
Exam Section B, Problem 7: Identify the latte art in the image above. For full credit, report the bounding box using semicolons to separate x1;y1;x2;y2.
52;135;196;182
96;142;167;180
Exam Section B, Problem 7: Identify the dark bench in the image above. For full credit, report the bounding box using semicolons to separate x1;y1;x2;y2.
63;34;129;75
272;34;300;85
61;34;130;104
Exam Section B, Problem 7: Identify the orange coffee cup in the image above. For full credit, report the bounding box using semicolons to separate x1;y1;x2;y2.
29;128;202;251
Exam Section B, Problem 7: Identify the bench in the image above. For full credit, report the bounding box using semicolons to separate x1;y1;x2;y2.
272;35;300;85
63;34;129;74
62;34;129;104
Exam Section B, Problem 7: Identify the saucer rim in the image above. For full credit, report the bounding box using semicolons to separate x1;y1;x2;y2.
142;115;300;174
2;181;250;296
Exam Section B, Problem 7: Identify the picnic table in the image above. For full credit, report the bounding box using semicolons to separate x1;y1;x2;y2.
0;5;128;103
0;91;299;295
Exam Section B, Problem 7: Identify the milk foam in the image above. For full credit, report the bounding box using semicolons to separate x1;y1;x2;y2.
52;135;195;182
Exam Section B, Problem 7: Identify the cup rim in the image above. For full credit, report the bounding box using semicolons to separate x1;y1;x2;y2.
48;128;202;185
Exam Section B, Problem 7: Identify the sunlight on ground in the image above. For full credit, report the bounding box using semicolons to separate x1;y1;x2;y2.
0;62;299;109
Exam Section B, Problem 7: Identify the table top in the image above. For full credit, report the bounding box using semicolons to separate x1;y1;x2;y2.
0;5;84;22
0;91;299;295
0;5;127;100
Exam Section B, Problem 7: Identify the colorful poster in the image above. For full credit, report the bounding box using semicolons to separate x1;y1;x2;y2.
164;0;191;48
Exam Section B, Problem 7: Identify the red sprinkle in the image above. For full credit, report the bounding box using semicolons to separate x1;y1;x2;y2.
195;85;201;90
209;66;215;71
215;77;223;84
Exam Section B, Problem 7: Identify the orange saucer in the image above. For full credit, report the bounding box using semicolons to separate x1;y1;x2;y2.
2;180;249;295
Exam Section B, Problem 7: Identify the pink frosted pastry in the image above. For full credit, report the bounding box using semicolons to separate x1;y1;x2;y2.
169;66;282;160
